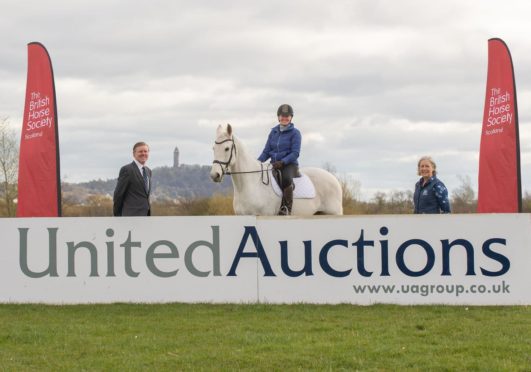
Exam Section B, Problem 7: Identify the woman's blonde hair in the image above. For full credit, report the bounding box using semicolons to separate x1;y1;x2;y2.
417;156;437;176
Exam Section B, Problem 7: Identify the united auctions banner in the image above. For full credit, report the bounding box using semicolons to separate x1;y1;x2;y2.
0;215;530;305
17;42;61;217
477;38;521;213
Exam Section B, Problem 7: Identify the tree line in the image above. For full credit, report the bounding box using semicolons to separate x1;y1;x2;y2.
57;181;531;216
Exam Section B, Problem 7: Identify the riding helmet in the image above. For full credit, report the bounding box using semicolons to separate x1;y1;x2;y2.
277;104;294;117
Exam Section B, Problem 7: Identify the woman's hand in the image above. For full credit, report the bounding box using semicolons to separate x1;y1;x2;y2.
272;161;284;169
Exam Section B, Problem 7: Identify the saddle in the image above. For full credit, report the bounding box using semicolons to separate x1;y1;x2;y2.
271;169;316;199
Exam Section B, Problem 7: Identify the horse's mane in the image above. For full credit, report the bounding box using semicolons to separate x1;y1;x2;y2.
217;124;254;162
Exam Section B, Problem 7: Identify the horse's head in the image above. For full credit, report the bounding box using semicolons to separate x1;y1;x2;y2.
210;123;236;182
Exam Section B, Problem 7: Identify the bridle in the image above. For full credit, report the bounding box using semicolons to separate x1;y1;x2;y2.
212;137;271;185
212;138;237;176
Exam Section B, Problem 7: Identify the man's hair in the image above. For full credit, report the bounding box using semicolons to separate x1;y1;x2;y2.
133;142;149;152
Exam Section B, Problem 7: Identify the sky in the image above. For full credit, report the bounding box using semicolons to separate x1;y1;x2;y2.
1;0;530;200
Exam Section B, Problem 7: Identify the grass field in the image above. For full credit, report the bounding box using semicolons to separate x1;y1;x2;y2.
0;303;529;371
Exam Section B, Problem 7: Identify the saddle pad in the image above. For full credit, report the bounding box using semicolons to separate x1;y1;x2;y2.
271;171;316;199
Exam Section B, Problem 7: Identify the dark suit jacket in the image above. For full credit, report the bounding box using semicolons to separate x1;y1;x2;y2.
113;161;152;216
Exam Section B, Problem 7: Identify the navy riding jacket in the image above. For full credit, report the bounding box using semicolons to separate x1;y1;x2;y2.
258;123;301;165
413;176;451;214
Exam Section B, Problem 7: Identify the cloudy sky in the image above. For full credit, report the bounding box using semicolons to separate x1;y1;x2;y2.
1;0;530;199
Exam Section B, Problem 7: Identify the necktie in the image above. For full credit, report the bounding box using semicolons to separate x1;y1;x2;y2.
142;166;149;192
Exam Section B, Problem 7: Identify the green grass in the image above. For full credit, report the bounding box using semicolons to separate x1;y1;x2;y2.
0;304;529;371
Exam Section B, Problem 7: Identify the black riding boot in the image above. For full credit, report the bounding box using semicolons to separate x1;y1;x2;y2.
279;185;294;216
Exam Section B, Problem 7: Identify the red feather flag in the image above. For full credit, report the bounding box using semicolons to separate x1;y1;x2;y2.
477;38;521;213
17;42;61;217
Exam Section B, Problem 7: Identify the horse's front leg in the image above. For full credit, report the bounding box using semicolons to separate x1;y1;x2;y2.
233;193;278;215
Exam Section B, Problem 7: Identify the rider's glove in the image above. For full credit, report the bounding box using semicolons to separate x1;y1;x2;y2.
272;161;284;169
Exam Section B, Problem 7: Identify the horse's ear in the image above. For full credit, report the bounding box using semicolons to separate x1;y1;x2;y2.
227;123;233;137
216;124;224;136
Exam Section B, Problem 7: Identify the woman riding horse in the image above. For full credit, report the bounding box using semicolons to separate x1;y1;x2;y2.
258;104;301;215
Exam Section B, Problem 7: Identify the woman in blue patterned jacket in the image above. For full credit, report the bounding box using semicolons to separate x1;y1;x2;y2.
258;104;301;215
413;156;451;214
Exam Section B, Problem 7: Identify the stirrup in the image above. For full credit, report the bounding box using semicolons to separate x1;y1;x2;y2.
278;205;290;216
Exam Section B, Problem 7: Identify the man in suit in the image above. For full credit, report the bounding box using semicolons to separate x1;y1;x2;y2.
113;142;152;216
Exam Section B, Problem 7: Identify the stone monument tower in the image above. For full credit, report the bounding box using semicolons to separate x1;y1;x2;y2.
173;147;180;168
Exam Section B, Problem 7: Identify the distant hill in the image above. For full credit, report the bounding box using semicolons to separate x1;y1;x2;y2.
62;164;232;203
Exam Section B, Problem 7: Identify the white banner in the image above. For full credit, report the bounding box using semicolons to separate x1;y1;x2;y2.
1;214;530;305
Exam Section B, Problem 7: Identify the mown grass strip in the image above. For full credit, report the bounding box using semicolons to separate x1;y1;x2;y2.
0;304;529;370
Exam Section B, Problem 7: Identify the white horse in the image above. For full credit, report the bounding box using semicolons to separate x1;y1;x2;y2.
210;123;343;216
